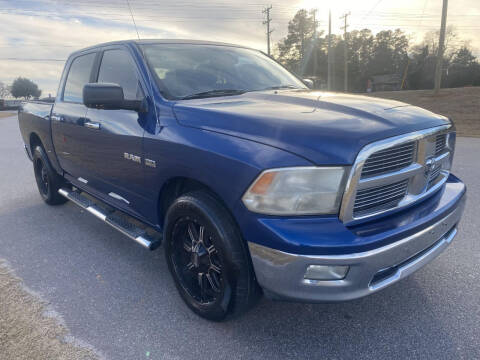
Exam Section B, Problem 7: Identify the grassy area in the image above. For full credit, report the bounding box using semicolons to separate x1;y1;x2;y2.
369;87;480;138
0;260;99;360
0;112;16;119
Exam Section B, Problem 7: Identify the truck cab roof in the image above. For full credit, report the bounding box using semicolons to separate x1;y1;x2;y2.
70;39;254;57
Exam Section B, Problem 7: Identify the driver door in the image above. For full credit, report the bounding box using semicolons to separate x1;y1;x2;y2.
83;47;147;215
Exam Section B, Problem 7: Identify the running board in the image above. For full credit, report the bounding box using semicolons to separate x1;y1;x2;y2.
58;188;162;251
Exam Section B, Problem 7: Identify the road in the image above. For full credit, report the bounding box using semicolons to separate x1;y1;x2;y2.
1;113;479;359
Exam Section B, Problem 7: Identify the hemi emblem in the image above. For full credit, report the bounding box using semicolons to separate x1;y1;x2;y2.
145;159;156;168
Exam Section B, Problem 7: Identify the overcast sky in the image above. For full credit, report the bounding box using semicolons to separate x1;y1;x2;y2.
1;0;479;96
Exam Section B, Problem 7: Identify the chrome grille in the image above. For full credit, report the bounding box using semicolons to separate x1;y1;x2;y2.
361;142;416;178
435;134;447;155
340;125;453;224
354;179;409;216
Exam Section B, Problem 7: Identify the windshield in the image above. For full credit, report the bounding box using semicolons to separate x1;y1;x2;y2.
140;44;306;100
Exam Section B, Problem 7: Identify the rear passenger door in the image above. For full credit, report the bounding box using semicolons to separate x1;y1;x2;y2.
83;47;147;215
51;51;98;179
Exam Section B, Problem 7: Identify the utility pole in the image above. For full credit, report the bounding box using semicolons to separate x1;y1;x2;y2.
340;12;350;92
327;9;333;90
312;9;318;79
263;5;274;56
298;16;306;75
434;0;448;95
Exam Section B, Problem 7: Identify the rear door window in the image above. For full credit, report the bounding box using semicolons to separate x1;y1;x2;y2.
63;53;96;103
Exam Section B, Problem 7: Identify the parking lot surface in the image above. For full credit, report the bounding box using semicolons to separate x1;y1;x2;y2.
1;113;479;359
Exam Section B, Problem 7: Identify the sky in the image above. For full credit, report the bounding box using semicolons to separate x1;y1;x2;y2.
0;0;479;97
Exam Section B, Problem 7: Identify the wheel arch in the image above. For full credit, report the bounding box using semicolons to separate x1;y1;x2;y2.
157;176;231;229
29;132;43;154
28;131;63;176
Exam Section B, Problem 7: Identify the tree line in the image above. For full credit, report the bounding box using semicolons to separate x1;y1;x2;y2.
2;12;478;99
0;77;41;99
275;9;480;92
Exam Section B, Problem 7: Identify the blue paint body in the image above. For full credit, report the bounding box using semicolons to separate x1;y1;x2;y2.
18;40;465;259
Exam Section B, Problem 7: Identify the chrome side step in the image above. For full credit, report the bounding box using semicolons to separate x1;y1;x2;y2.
58;188;162;251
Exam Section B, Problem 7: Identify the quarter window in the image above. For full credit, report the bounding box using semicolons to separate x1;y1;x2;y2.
63;53;96;103
97;49;143;101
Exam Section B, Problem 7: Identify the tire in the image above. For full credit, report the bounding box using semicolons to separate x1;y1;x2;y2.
164;191;260;321
32;145;68;205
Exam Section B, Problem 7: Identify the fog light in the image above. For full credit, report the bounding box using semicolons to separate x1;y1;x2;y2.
304;265;349;281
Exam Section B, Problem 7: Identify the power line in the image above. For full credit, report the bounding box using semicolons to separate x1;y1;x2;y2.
0;44;77;48
418;0;429;29
0;0;478;57
0;58;65;61
0;7;477;22
353;0;384;28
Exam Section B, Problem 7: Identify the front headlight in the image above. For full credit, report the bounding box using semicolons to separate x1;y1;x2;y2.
242;167;348;215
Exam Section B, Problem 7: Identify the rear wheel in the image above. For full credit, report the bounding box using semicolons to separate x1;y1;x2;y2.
32;145;67;205
164;191;259;321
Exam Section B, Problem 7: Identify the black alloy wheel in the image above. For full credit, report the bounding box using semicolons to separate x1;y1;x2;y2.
164;191;260;320
170;217;224;305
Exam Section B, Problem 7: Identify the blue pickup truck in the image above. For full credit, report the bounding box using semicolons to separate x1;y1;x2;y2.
18;40;466;320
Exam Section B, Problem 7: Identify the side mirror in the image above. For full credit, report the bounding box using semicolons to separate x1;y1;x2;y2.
83;83;147;112
303;78;314;89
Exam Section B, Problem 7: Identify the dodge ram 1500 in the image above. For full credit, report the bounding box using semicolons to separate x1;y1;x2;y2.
18;40;466;320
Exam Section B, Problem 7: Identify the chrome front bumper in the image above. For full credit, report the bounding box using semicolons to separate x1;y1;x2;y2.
248;195;465;302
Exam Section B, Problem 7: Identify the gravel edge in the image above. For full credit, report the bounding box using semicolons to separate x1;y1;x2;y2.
0;259;102;360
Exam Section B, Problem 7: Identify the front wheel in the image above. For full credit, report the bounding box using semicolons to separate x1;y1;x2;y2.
32;145;67;205
164;191;259;321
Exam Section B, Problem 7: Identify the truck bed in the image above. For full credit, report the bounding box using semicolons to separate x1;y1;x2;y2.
18;101;58;170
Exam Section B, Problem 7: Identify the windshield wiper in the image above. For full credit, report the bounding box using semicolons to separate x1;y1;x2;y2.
260;85;301;91
180;89;247;100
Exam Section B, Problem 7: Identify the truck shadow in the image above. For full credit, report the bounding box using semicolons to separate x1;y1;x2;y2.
231;281;456;358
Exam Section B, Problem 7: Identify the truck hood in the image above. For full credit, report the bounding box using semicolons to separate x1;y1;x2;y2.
173;90;450;165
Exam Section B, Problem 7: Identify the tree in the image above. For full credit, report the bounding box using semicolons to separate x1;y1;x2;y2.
368;29;409;76
0;81;10;98
276;9;318;75
275;10;478;92
345;29;375;91
407;43;480;90
10;77;41;99
275;10;411;91
407;45;437;90
447;47;480;88
422;26;459;62
451;46;477;67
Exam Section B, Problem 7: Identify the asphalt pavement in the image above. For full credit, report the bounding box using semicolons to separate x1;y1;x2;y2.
1;113;479;359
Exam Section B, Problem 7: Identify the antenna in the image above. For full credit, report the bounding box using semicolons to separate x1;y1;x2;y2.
125;2;159;131
126;0;140;40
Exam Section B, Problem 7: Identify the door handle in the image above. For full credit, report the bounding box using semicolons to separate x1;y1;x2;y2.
84;122;101;130
51;114;65;122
